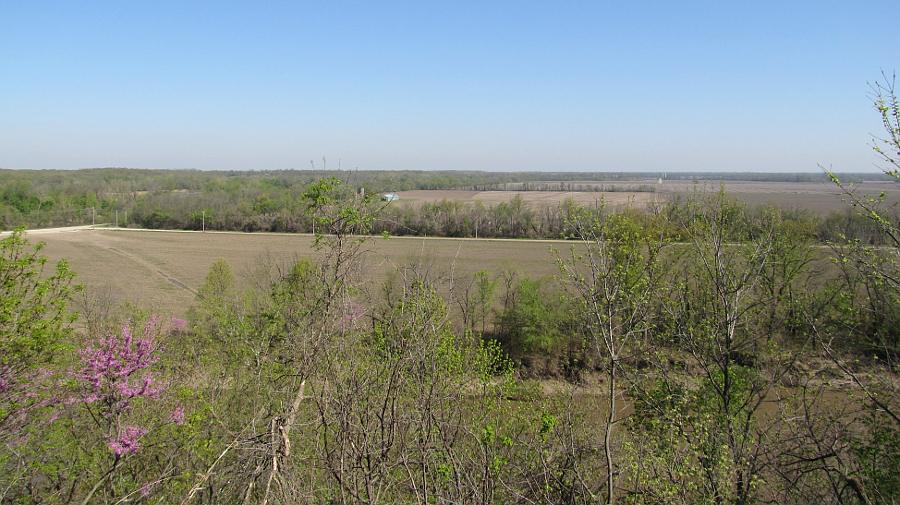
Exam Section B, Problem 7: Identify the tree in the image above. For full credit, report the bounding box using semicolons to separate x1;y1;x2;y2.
451;270;497;338
179;178;382;504
0;230;77;439
814;73;900;504
556;205;668;504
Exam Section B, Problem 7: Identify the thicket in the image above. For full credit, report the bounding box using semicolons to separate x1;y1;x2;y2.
1;79;898;504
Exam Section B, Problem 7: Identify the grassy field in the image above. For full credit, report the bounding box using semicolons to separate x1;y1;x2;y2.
35;228;569;317
395;180;900;213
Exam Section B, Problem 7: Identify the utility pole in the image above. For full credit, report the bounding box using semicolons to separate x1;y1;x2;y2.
202;210;206;232
91;207;95;225
115;210;119;227
124;210;127;226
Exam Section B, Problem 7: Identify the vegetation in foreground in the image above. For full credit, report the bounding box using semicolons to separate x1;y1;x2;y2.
1;80;898;504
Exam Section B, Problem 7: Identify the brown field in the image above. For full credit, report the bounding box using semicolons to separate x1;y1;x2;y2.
34;229;569;318
395;180;900;214
395;189;662;208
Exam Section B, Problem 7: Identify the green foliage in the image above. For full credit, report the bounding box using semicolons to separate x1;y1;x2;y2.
0;230;78;370
626;371;762;505
854;409;900;503
303;176;376;241
539;411;557;439
189;258;242;352
498;278;568;356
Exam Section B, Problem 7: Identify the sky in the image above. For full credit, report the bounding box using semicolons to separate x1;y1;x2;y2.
1;1;898;172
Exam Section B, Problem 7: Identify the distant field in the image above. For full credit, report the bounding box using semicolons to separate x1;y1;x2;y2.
395;190;662;208
395;180;900;214
36;229;568;317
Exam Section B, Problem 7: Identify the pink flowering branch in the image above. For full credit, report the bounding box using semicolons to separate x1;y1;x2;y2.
338;299;366;332
0;366;61;442
72;316;166;457
169;405;186;425
108;425;148;456
76;316;164;417
170;316;188;334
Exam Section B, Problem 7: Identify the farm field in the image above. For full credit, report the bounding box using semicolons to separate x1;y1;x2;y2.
394;189;663;208
34;228;568;317
395;180;900;214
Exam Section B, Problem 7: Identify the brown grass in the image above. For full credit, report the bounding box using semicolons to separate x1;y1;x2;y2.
37;229;569;317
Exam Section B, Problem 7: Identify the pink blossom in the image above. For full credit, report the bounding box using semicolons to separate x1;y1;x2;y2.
169;406;185;425
0;366;64;436
139;481;156;497
170;316;188;333
338;300;366;331
76;317;164;414
71;317;167;458
108;425;147;456
0;367;9;394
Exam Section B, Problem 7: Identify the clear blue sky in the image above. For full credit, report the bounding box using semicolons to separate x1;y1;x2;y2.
2;1;897;172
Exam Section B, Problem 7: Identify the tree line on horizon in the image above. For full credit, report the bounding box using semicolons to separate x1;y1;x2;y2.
0;167;897;246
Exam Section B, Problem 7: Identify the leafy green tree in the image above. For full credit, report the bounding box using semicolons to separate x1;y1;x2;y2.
498;278;567;356
818;73;900;504
0;230;77;438
0;230;78;499
474;270;498;338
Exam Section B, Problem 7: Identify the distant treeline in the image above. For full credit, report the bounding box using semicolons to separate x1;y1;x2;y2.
1;168;896;244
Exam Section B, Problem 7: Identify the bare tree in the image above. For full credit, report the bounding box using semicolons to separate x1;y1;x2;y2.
556;203;669;504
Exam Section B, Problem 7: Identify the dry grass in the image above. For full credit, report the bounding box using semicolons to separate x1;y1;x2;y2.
37;229;568;317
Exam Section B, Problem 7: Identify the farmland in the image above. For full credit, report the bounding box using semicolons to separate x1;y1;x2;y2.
11;182;897;504
25;174;900;317
392;179;900;213
35;227;567;316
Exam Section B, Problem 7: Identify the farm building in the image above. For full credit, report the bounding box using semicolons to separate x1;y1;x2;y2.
381;192;399;202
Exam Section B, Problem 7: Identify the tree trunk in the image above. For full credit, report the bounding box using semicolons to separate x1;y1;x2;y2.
605;357;616;505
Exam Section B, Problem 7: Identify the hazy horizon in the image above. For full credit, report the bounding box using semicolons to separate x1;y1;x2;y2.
1;166;891;176
3;2;898;173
